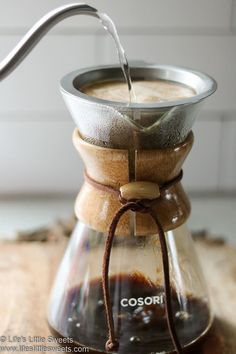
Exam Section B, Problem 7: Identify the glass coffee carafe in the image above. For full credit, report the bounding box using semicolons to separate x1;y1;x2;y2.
47;65;217;353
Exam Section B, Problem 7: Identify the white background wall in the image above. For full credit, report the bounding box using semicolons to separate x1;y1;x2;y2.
0;0;236;195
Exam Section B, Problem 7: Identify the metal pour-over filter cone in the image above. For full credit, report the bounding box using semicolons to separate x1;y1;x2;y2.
60;64;217;149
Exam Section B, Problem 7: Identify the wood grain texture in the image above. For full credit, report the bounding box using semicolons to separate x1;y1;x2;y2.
0;236;235;353
74;130;192;236
0;239;66;352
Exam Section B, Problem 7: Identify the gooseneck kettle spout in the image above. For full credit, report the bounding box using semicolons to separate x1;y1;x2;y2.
0;3;99;80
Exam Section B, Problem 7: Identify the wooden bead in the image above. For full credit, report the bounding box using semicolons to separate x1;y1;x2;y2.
120;181;160;201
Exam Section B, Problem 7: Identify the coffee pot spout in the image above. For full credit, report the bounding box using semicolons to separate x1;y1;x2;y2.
0;3;99;80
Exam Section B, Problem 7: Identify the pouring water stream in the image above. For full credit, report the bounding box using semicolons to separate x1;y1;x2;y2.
99;12;135;102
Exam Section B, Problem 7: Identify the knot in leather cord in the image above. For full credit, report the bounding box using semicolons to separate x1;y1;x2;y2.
105;338;119;352
119;195;154;213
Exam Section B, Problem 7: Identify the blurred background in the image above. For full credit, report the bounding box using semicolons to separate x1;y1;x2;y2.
0;0;235;242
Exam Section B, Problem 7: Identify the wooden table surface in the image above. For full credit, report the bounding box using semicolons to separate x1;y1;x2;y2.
0;234;235;353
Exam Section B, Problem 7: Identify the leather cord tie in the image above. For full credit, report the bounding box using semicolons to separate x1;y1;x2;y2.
85;171;184;354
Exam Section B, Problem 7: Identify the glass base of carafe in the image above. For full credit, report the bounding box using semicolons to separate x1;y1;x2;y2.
48;317;213;354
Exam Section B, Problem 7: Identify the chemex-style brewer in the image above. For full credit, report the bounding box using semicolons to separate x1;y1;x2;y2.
0;3;217;354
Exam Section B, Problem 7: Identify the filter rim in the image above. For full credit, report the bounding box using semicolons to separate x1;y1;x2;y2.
60;64;217;110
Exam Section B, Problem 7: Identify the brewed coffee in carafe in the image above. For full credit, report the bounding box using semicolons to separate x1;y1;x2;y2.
0;3;217;354
49;223;212;354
